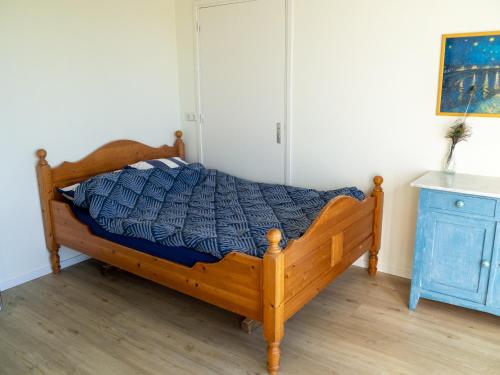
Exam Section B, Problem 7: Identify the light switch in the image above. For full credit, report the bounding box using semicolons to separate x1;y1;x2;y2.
185;113;198;122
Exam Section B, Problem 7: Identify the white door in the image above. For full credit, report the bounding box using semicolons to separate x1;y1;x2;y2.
197;0;287;184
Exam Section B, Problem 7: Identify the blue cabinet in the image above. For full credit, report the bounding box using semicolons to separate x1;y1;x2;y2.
410;172;500;317
487;225;500;309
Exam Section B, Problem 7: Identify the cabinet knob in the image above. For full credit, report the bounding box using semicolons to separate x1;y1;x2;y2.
455;200;465;208
481;260;490;268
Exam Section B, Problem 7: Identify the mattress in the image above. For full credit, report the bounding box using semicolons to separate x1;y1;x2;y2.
70;205;219;267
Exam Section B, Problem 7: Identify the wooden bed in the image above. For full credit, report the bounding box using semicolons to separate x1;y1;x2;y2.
36;131;384;375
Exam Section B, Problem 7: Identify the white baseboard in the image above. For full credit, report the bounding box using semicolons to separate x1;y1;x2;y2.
377;263;412;279
354;253;411;279
0;254;89;292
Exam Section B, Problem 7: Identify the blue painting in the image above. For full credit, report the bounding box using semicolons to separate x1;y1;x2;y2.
438;32;500;116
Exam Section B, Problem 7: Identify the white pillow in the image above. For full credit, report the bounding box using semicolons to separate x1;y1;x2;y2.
128;157;188;170
59;182;80;201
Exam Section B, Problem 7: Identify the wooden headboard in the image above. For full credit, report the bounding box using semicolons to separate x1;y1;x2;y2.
35;130;185;263
36;130;185;189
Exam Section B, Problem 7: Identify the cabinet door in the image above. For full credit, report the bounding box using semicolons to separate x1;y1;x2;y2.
422;212;495;304
486;225;500;309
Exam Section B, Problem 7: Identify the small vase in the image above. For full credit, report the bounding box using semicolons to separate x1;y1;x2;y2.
443;149;456;175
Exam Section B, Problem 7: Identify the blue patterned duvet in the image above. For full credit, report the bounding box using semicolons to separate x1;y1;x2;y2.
73;164;364;258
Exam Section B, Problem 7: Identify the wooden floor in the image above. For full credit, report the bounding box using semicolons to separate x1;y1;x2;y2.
1;261;499;375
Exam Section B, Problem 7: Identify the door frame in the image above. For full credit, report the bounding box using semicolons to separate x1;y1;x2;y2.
193;0;293;184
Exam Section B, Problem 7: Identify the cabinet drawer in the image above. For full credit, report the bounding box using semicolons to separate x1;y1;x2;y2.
428;191;496;218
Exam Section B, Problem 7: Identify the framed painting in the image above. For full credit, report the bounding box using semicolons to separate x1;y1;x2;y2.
437;30;500;117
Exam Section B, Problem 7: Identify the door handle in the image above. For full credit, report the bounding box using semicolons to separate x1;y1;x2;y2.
276;122;281;144
481;260;491;268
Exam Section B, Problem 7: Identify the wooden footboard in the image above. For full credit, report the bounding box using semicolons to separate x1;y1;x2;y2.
283;195;376;318
35;131;383;375
262;177;384;374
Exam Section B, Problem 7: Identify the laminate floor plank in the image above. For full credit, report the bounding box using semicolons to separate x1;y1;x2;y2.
1;260;499;375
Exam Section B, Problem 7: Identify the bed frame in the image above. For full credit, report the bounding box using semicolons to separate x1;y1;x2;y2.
36;131;384;375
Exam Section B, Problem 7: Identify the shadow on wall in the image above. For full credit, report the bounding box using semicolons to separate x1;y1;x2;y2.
384;173;423;278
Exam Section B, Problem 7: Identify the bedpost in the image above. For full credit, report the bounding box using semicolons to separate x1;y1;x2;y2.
36;149;61;274
263;229;285;375
174;130;185;160
369;176;384;276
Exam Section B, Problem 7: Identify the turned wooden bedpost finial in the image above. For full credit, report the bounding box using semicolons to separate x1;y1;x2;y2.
174;130;185;160
266;228;282;254
36;149;48;165
35;149;61;274
263;228;285;375
369;176;384;276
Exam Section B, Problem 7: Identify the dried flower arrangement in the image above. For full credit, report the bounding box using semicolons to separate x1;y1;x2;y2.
443;85;474;174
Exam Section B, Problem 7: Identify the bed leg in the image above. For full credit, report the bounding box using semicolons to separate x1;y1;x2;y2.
263;229;285;375
36;149;61;274
240;318;261;334
369;176;384;276
100;263;118;277
49;245;61;274
266;342;281;375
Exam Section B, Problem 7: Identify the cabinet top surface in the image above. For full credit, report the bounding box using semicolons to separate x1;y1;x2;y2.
411;171;500;199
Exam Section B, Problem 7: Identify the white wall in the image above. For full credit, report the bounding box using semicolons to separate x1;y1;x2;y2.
175;0;199;162
177;0;500;278
2;1;499;291
0;0;181;290
292;0;500;277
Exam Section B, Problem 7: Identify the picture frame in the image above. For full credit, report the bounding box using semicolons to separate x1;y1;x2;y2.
437;30;500;117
